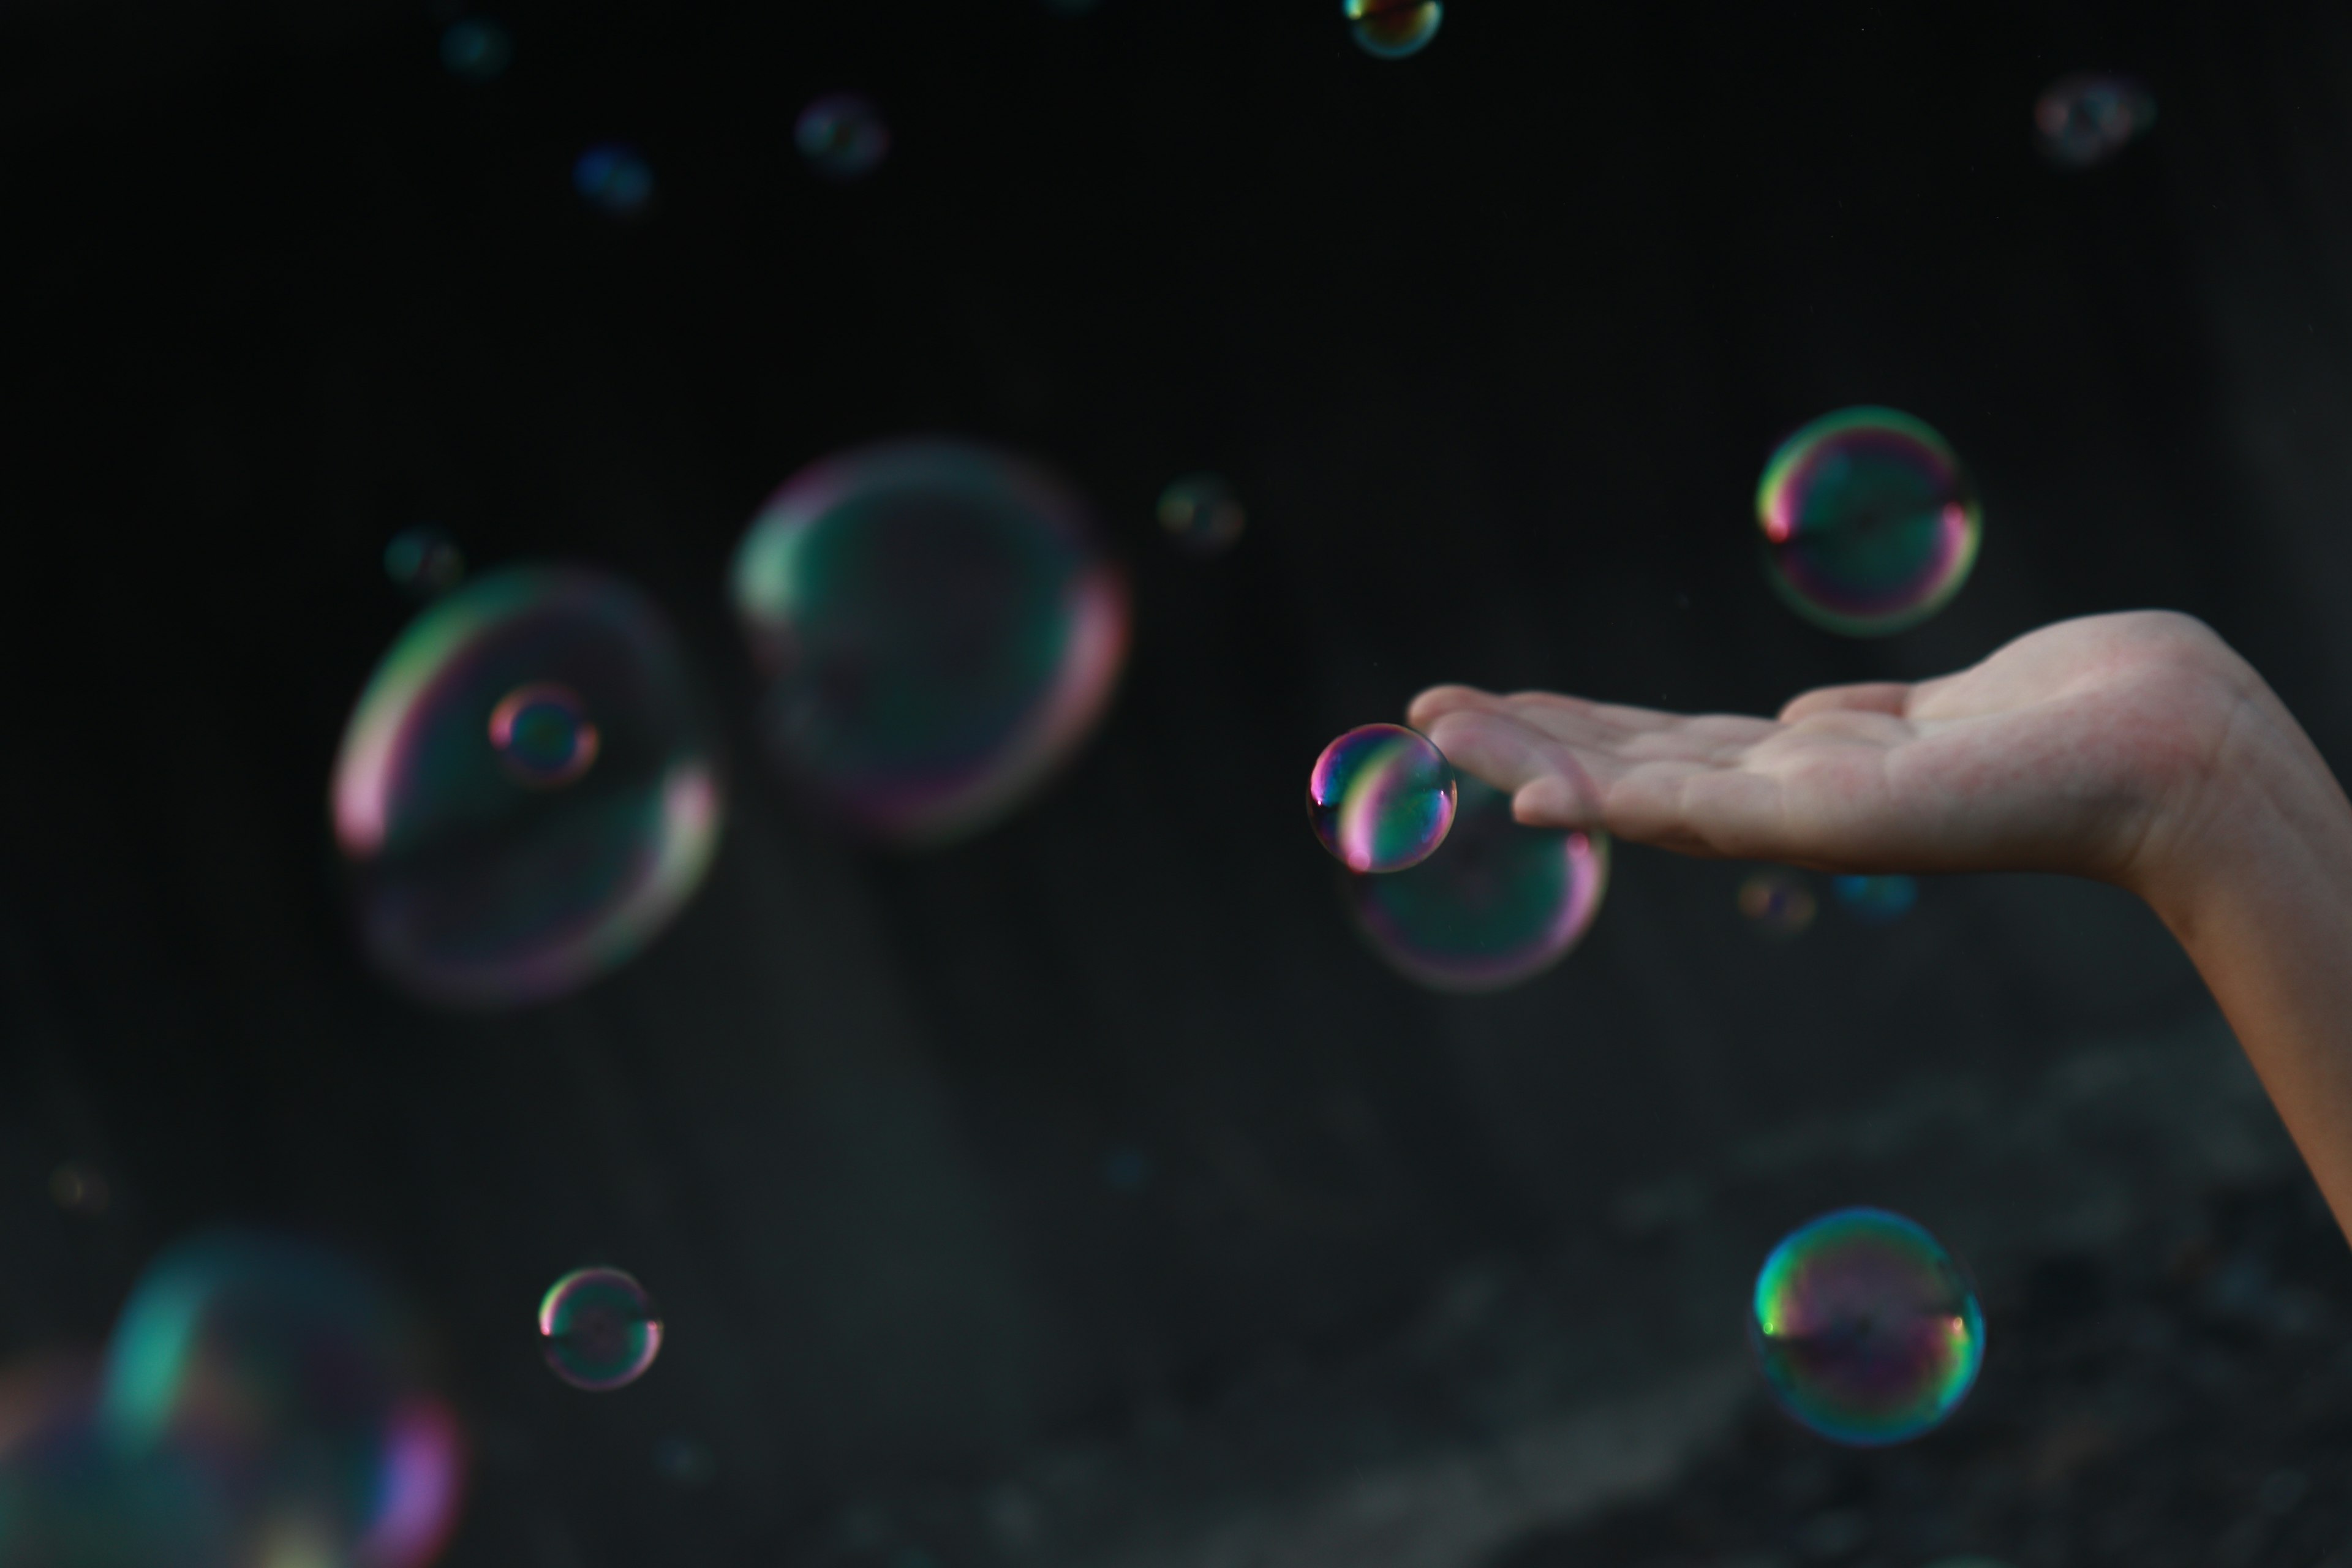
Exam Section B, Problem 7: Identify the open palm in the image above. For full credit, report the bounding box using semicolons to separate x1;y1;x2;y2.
1408;611;2273;891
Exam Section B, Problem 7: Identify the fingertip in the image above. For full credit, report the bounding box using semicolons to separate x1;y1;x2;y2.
1777;681;1912;722
1406;684;1493;728
1512;775;1591;829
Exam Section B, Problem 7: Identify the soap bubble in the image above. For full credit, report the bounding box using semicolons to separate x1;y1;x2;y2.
1157;473;1246;556
0;1359;236;1568
385;527;466;597
1307;725;1457;873
439;18;512;82
99;1231;466;1568
1756;407;1981;637
2035;74;2155;170
729;439;1129;845
331;565;725;1009
1345;0;1442;59
1833;873;1917;924
540;1268;662;1392
1739;872;1817;936
796;93;890;183
1351;776;1608;992
574;142;654;218
1751;1207;1985;1446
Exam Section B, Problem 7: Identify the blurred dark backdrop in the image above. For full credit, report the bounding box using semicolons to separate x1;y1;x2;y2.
4;1;2352;1564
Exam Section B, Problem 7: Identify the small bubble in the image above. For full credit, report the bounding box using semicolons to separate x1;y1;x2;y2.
540;1267;663;1392
2035;74;2155;170
48;1163;108;1215
574;143;654;219
440;18;513;82
384;527;465;596
1156;473;1245;556
1831;873;1917;924
1103;1147;1151;1192
489;682;601;790
1740;872;1817;937
1345;0;1442;59
796;94;890;183
654;1436;715;1487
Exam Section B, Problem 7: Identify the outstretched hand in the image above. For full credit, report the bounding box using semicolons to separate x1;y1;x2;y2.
1408;611;2279;897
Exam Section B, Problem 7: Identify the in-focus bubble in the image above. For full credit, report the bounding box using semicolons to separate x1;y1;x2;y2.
2035;74;2155;170
49;1162;109;1216
440;18;512;82
489;682;601;789
1756;407;1981;638
1307;725;1457;873
1739;872;1817;937
385;527;465;597
331;565;725;1009
99;1231;466;1568
574;143;654;219
1751;1207;1985;1446
1345;0;1442;59
1157;473;1245;556
729;439;1129;845
1833;873;1917;924
1351;776;1608;992
540;1268;662;1392
796;94;890;183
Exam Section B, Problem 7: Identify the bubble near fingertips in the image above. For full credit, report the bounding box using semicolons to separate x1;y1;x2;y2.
1307;725;1457;873
1751;1208;1985;1446
1740;872;1817;936
1344;0;1442;59
1833;873;1918;924
729;439;1129;845
540;1269;662;1392
2035;74;2155;170
331;566;725;1009
1757;407;1981;637
1351;777;1608;991
796;93;889;182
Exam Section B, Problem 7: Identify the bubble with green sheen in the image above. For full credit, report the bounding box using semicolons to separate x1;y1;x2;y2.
1307;725;1457;873
540;1269;662;1392
1751;1207;1985;1446
1756;407;1981;636
729;439;1129;845
574;143;653;218
1158;473;1245;556
385;527;464;597
1740;872;1817;937
1350;776;1608;992
330;565;725;1009
440;18;511;83
1345;0;1441;58
98;1231;465;1568
1833;873;1917;924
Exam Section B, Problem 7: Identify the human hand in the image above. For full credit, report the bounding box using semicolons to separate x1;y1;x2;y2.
1408;611;2290;899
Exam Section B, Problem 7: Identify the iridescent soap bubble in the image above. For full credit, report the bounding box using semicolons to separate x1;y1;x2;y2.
1157;473;1246;556
1756;407;1981;637
1307;725;1457;873
1833;873;1918;924
1345;0;1441;58
386;527;465;597
2035;73;2155;170
1740;871;1817;936
574;142;654;218
796;93;889;183
99;1231;466;1567
540;1268;662;1392
1351;776;1609;992
0;1359;235;1568
1751;1207;1986;1446
729;439;1129;845
440;18;512;82
331;565;725;1009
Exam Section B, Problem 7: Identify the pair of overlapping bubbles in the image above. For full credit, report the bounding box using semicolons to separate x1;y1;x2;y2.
333;440;1128;1009
0;1231;464;1568
1307;728;1608;992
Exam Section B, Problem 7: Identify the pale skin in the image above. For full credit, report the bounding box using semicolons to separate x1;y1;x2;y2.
1409;611;2352;1246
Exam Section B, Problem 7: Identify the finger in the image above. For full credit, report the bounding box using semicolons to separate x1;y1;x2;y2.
1421;709;1611;806
1406;684;1505;730
1777;682;1913;722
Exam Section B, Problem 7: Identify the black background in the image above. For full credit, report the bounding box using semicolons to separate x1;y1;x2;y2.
6;1;2352;1564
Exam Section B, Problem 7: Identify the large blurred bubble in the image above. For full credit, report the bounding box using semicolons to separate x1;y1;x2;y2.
331;565;725;1009
1349;776;1608;992
729;439;1129;845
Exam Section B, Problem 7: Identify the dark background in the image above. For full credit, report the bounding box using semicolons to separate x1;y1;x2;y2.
5;1;2352;1564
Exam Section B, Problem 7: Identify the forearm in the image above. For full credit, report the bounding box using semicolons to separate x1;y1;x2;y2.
2136;695;2352;1243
